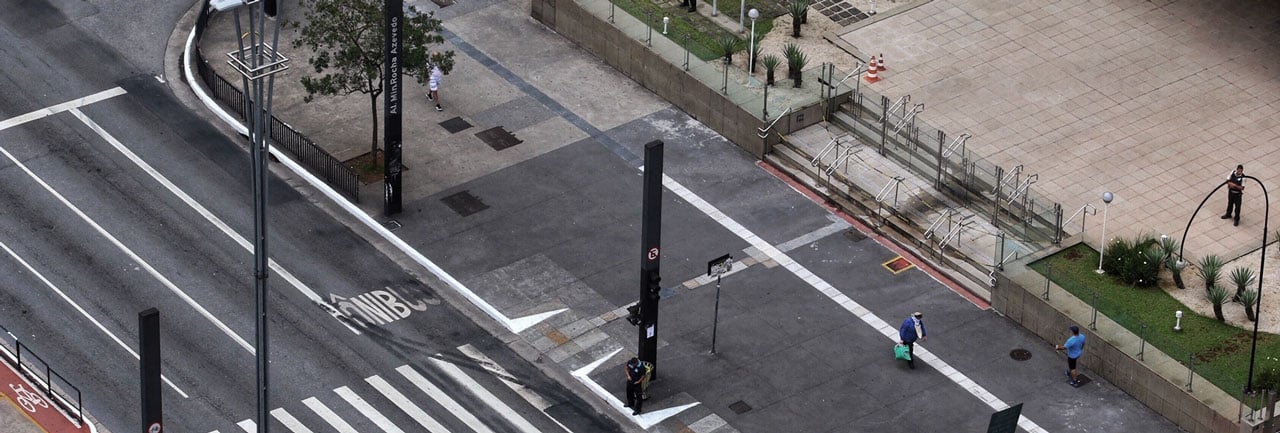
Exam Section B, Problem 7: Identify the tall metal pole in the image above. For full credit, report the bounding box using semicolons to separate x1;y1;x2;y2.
225;2;289;430
1095;191;1113;274
384;0;404;215
711;273;721;354
639;141;664;380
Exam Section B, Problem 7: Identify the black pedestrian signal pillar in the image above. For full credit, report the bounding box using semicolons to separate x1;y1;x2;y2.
139;308;162;432
263;0;277;17
383;0;404;215
638;140;663;379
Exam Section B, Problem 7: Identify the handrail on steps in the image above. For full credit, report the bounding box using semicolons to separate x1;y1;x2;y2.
758;106;793;139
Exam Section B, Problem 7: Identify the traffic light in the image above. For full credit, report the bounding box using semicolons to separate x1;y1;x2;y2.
646;273;661;298
264;0;277;16
626;304;641;326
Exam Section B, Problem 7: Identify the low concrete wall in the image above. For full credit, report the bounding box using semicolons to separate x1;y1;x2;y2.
994;243;1244;433
531;0;826;158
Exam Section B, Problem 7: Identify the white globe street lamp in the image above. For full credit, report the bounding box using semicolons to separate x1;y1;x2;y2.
1095;191;1114;274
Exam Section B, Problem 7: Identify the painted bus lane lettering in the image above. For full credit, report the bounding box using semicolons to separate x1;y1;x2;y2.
329;286;434;328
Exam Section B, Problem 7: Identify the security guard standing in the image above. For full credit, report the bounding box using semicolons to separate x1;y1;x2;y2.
1222;164;1245;226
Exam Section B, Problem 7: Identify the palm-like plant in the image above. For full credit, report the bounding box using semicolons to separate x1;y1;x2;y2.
1166;255;1187;290
783;43;807;87
1198;254;1224;294
1230;266;1256;302
1240;288;1259;322
1207;284;1229;322
717;35;743;65
761;54;780;86
788;0;808;37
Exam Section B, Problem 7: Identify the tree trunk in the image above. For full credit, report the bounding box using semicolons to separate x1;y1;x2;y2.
1172;271;1184;289
793;72;802;88
1246;304;1257;322
1213;304;1224;321
766;69;774;86
792;20;801;37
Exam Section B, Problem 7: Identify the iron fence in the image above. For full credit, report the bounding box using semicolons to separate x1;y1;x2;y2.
0;323;83;426
193;4;361;203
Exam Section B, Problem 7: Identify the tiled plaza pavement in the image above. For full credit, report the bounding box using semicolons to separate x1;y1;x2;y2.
838;0;1280;262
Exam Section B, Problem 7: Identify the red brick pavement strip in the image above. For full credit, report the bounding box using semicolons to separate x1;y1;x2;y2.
0;353;91;433
757;160;992;310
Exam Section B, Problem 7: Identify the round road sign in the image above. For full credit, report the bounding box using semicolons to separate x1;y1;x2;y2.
647;247;660;260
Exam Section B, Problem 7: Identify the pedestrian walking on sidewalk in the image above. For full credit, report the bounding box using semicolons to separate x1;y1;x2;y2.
898;312;927;369
1222;164;1245;226
427;53;443;112
1055;325;1086;386
624;357;646;415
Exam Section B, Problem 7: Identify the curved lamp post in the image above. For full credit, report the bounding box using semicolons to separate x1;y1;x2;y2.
1096;191;1114;274
1177;176;1270;392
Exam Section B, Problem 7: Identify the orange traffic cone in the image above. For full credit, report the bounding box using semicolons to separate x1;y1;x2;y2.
864;55;881;83
877;53;886;71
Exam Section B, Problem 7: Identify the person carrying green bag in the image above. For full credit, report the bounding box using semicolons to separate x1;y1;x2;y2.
898;311;927;369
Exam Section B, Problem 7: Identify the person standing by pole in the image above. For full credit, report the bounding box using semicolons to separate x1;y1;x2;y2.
898;312;926;370
624;357;646;415
1222;164;1245;226
1056;325;1087;387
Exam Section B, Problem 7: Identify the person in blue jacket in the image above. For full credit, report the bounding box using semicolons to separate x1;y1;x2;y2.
1056;325;1087;386
899;312;927;369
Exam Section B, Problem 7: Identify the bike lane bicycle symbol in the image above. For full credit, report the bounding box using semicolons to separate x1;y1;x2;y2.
9;383;48;413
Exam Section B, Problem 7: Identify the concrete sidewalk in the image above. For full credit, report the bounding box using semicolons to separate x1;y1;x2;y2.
183;0;1191;431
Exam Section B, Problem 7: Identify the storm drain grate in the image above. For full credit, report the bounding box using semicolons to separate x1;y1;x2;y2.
476;126;523;151
1010;348;1032;361
440;117;472;134
728;400;752;414
440;190;488;217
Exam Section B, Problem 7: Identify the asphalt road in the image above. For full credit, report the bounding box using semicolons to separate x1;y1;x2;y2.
0;1;618;432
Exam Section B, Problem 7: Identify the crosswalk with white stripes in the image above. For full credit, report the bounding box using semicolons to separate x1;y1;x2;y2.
208;349;553;433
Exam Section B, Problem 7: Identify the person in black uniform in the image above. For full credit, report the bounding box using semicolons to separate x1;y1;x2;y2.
1222;165;1245;226
624;357;646;415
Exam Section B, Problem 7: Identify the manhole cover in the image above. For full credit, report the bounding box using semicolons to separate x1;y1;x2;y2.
475;126;523;151
728;400;752;414
882;256;915;274
441;190;489;217
843;229;866;242
1010;349;1032;361
439;117;472;134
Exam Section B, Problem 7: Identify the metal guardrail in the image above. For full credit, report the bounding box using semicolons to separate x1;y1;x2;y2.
193;3;361;203
0;323;83;426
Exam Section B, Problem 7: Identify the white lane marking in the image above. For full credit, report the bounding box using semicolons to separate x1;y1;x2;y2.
271;408;317;433
69;108;360;335
236;419;256;432
181;28;563;334
429;358;542;433
0;146;254;355
775;218;851;252
0;241;189;398
658;173;1049;433
334;386;405;433
569;348;697;429
366;373;450;433
303;397;358;433
457;344;575;433
0;87;126;131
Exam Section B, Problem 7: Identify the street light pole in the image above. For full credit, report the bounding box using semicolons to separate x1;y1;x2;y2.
1177;176;1270;392
748;8;758;74
1095;191;1113;274
221;0;290;430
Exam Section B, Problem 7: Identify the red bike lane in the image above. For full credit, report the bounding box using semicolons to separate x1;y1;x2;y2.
0;355;93;433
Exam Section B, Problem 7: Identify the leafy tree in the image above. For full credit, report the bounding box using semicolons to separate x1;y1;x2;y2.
293;0;455;156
